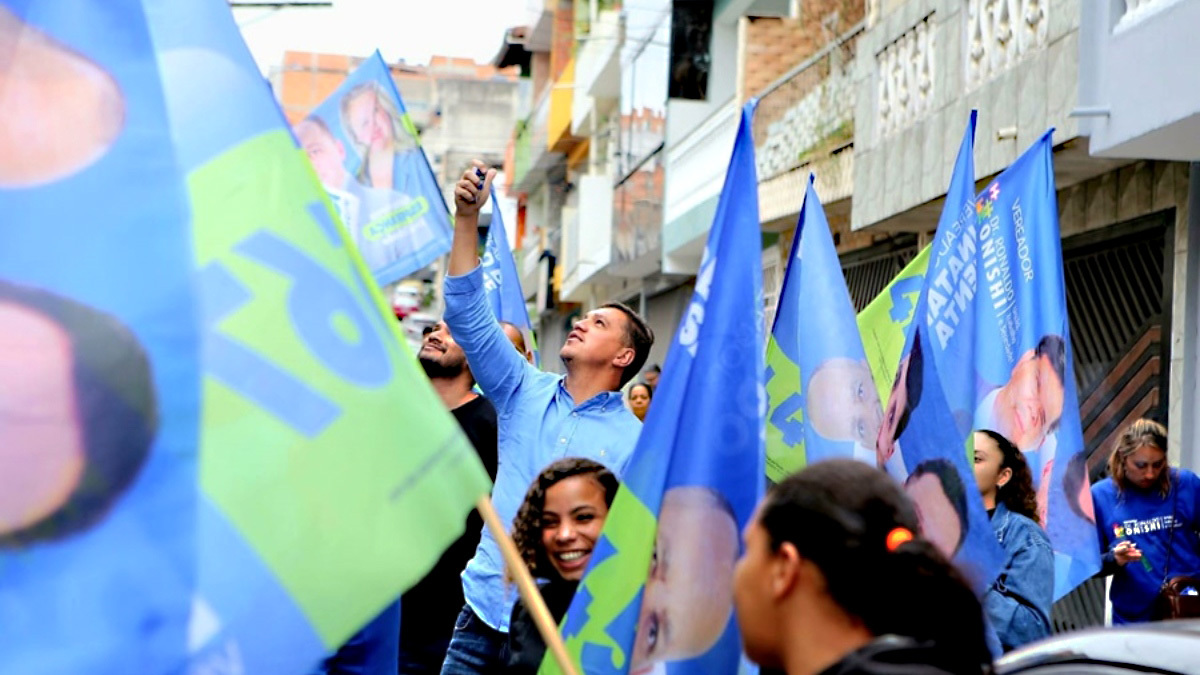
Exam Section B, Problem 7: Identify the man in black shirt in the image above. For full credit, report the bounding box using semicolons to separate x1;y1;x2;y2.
400;320;498;674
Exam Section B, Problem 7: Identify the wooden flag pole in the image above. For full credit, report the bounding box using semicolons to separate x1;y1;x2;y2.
475;495;582;675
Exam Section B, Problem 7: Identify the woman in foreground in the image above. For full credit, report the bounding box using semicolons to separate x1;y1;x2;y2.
504;458;619;673
733;459;992;675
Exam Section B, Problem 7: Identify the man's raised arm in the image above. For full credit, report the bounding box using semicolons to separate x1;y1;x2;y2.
443;161;528;412
450;160;497;276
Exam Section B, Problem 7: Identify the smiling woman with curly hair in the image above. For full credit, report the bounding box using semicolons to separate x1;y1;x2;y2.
504;458;620;673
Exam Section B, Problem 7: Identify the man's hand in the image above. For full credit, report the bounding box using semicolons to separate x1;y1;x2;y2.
449;160;498;277
454;160;497;219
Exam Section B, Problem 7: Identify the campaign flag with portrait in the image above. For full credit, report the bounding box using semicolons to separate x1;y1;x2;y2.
876;111;1005;591
858;245;930;407
961;131;1100;598
542;102;765;675
766;177;882;482
482;185;539;366
0;2;491;673
297;50;452;286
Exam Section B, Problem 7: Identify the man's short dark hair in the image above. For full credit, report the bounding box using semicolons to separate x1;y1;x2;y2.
0;281;157;549
1034;334;1067;433
600;302;654;389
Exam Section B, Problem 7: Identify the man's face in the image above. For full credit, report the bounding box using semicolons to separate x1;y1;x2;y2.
904;472;963;559
0;301;86;535
632;488;738;670
418;321;467;377
295;120;347;187
559;308;633;372
807;358;883;447
876;352;911;466
998;349;1065;451
345;90;392;151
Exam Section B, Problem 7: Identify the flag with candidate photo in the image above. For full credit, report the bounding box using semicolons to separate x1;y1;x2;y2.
766;176;882;482
542;101;764;675
961;132;1100;598
297;50;453;286
0;2;491;673
877;111;1005;592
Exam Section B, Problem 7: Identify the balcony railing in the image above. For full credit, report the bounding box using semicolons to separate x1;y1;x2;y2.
753;23;864;183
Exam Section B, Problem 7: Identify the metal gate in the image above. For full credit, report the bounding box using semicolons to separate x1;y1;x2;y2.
1051;210;1174;632
842;235;919;311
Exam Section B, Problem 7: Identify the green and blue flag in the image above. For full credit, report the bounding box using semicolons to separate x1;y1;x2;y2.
543;101;765;675
766;176;882;481
0;1;490;672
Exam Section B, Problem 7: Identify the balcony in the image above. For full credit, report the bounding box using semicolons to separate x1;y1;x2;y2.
661;97;739;275
1079;0;1200;160
851;0;1083;231
572;9;622;136
514;88;565;194
548;58;584;153
753;24;862;228
559;175;615;302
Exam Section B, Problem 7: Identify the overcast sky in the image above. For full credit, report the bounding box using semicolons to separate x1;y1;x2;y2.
233;0;535;72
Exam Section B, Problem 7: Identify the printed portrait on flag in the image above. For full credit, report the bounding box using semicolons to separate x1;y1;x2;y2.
549;102;764;675
297;52;452;286
766;178;882;482
2;2;491;673
962;144;1100;592
0;3;202;672
0;281;157;549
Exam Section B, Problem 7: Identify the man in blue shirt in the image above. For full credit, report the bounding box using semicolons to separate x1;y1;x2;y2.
439;161;654;674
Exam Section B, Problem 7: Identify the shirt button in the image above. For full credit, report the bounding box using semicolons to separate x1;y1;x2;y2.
559;437;566;444
572;412;579;418
600;449;607;457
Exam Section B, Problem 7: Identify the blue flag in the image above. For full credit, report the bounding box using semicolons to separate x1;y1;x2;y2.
967;133;1100;598
877;111;1006;592
0;2;491;673
297;51;453;286
482;186;539;366
0;3;199;672
544;102;764;675
766;176;882;480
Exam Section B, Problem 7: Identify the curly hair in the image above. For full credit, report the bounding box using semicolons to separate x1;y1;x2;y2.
510;458;620;580
1108;418;1170;496
978;429;1039;524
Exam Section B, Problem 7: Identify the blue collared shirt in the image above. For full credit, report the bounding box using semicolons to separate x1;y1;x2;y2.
443;266;642;632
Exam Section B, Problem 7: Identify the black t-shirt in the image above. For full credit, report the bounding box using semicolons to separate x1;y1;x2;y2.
504;579;579;674
400;394;498;652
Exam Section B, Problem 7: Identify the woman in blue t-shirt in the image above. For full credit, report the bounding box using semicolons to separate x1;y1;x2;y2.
1091;419;1200;623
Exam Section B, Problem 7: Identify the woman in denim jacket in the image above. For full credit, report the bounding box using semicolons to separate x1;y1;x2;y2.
974;430;1055;652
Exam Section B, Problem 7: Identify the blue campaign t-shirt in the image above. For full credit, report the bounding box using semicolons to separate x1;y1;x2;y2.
1092;468;1200;623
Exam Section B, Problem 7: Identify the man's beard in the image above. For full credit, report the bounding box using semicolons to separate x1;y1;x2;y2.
420;353;465;380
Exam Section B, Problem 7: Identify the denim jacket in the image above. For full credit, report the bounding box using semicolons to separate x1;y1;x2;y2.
984;502;1055;652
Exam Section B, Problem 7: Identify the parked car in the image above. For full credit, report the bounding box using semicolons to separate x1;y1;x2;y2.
995;621;1200;674
391;284;421;320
